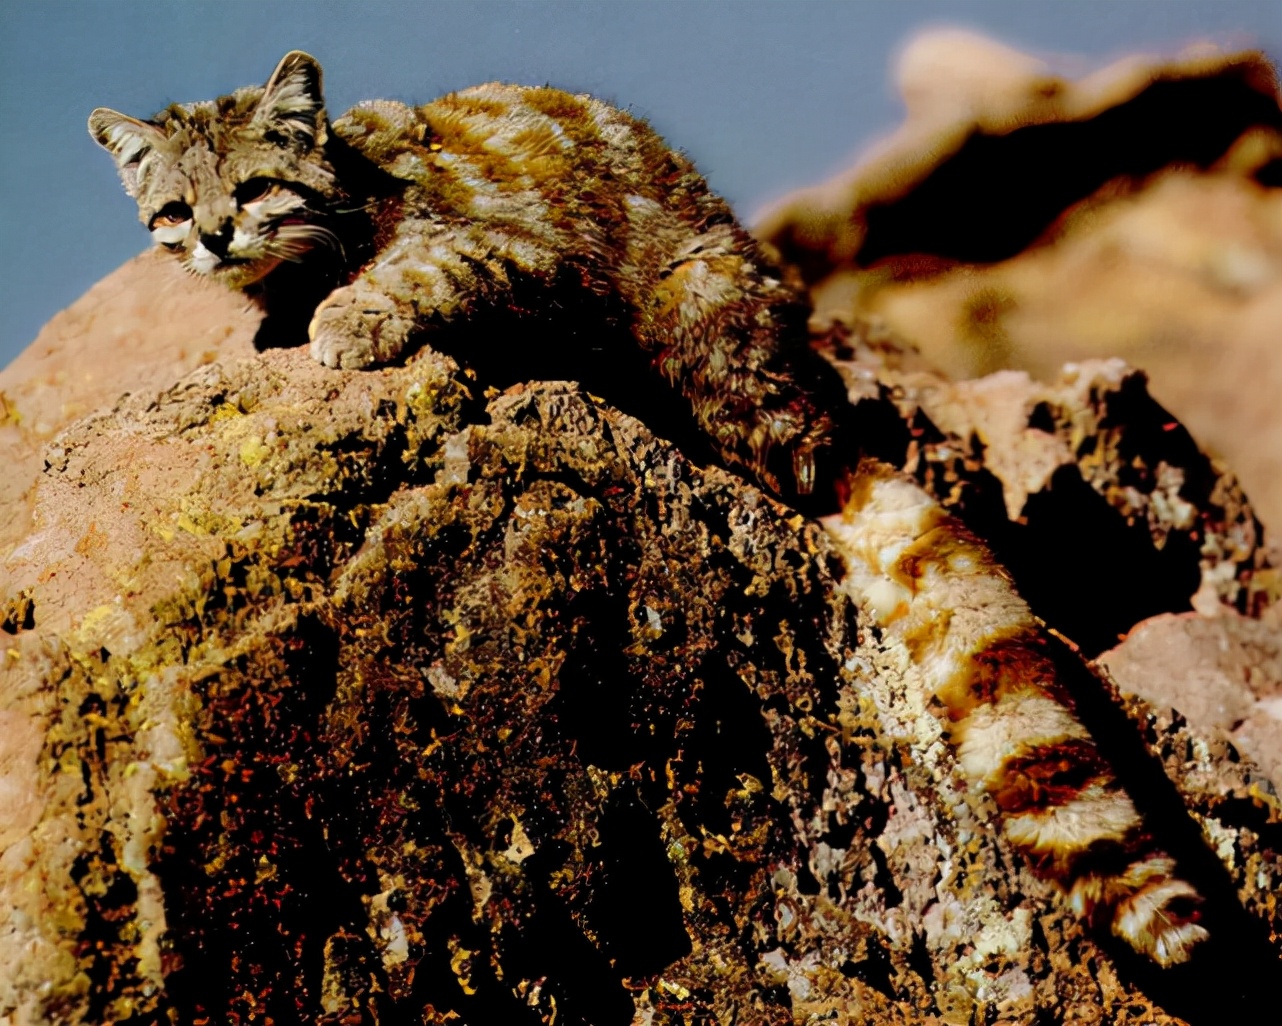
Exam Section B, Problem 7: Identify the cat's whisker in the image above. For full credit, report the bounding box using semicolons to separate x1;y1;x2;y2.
332;199;380;215
273;222;347;264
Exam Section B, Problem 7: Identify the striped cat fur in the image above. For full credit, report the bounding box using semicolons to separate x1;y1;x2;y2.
91;51;1209;966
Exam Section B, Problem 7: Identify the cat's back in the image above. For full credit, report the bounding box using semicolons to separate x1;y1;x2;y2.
337;82;697;221
430;82;643;152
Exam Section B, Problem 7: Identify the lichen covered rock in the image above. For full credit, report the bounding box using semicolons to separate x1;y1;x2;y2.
3;30;1282;1021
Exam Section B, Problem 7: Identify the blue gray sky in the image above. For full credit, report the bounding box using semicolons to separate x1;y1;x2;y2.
1;0;1279;368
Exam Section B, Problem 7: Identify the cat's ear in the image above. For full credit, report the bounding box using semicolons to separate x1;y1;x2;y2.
88;108;166;197
255;50;328;148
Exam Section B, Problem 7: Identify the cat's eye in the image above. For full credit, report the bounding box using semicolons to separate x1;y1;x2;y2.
149;202;192;230
235;178;278;205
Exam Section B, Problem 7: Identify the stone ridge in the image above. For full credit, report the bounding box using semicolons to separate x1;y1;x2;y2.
0;330;1278;1024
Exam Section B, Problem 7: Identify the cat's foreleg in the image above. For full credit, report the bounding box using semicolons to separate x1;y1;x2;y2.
308;220;528;370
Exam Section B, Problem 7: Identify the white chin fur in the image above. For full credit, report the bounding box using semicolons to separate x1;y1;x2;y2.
189;242;220;274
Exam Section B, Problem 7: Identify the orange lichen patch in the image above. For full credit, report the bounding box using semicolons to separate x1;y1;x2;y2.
73;523;109;558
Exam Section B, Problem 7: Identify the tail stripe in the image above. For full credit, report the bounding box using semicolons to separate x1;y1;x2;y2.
990;738;1115;817
953;693;1092;784
1002;784;1142;858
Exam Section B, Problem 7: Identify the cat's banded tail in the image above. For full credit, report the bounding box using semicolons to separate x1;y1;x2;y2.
821;460;1209;966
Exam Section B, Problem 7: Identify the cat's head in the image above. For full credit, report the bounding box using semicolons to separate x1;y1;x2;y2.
89;51;347;288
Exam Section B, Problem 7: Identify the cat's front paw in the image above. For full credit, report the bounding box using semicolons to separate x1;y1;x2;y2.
307;284;416;369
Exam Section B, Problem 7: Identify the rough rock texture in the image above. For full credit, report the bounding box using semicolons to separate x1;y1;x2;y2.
1101;612;1282;789
1;259;1279;1025
0;249;260;554
756;31;1282;530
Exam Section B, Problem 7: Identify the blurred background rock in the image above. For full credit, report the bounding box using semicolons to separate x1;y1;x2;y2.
758;29;1282;531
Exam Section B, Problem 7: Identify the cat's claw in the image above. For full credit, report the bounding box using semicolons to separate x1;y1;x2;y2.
307;283;415;369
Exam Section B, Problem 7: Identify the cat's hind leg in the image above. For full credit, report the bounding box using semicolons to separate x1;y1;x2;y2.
636;220;837;500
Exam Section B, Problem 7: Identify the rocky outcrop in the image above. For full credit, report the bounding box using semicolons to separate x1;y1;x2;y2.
821;323;1276;647
0;257;1278;1023
1101;611;1282;790
0;249;260;554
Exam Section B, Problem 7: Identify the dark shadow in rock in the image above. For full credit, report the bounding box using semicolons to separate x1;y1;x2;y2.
942;460;1200;658
1016;464;1200;656
857;70;1282;267
152;616;383;1024
1256;156;1282;188
500;842;638;1026
246;260;343;353
582;787;693;980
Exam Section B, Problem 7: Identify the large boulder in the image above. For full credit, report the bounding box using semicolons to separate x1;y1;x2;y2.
3;32;1282;1022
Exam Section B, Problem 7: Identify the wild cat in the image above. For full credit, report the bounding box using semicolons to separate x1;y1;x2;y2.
90;51;1209;967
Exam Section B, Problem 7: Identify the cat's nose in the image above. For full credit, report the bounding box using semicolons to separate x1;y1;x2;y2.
199;224;233;257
